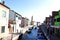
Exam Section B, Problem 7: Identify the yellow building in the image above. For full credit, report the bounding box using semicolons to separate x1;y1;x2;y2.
0;3;10;39
32;21;34;25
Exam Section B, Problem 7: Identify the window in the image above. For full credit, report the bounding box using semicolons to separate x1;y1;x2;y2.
18;17;20;19
19;24;21;27
18;16;21;19
16;15;18;17
57;18;60;22
2;10;6;17
54;19;56;22
1;26;5;33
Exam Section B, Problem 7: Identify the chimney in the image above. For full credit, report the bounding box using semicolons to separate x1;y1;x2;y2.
2;1;5;4
1;0;5;4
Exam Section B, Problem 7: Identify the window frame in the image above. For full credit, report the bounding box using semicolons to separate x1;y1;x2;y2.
54;19;56;22
2;10;6;17
57;18;60;22
1;26;5;33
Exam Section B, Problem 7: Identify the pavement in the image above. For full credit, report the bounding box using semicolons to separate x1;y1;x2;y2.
1;25;33;40
12;35;19;40
2;33;20;40
40;25;60;40
49;34;60;40
2;34;12;40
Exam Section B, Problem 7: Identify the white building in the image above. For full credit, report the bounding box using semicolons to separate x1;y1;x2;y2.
9;10;16;33
15;13;22;33
9;10;22;33
0;3;10;39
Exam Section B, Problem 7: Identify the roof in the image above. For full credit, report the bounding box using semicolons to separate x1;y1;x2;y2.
10;10;22;17
22;17;25;19
52;11;58;17
16;12;22;16
0;3;10;9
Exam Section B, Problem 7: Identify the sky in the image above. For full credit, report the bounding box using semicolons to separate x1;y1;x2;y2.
1;0;60;23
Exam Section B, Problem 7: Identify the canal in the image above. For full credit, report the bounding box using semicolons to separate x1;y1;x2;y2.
18;26;47;40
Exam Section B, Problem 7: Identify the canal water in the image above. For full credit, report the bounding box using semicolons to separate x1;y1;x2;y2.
19;26;47;40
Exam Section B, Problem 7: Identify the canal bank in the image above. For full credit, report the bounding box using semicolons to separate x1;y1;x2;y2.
38;25;50;40
17;26;47;40
40;24;60;40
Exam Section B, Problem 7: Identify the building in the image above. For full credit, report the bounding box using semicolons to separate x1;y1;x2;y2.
0;3;10;39
8;10;16;33
25;17;29;26
45;17;50;28
49;15;53;26
54;10;60;26
15;13;22;33
37;22;40;26
9;10;22;33
44;11;58;27
30;16;33;25
43;10;60;37
21;17;29;27
47;11;60;37
21;17;25;27
53;10;60;36
52;11;58;25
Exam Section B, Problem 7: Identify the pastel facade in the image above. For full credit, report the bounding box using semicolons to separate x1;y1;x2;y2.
9;10;22;33
0;3;9;38
52;11;58;26
21;17;29;27
8;10;16;33
21;17;25;27
54;10;60;26
15;13;22;33
25;18;29;26
52;10;60;37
